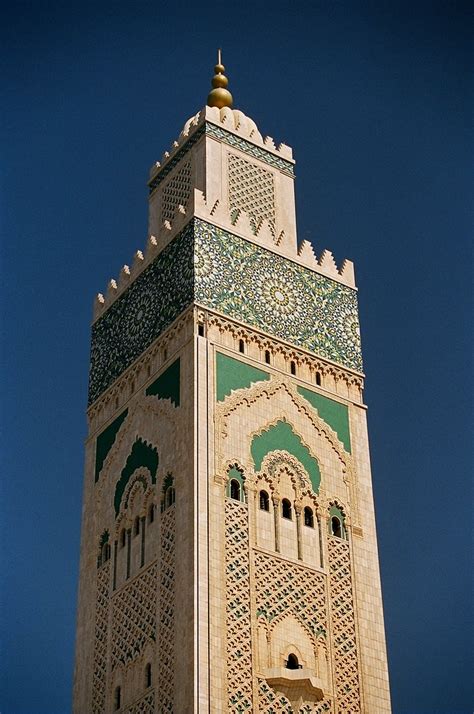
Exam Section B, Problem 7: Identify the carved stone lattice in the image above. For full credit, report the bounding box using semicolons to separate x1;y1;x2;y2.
228;153;275;235
159;508;175;712
258;679;332;714
254;550;327;635
161;161;192;222
111;562;157;671
328;537;361;713
225;499;253;711
92;562;110;714
124;691;155;714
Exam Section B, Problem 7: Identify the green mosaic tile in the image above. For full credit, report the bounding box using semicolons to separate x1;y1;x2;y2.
194;221;362;373
89;218;362;405
88;225;194;405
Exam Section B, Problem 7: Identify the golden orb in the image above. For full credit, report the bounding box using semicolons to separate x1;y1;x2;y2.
212;73;228;88
207;87;233;109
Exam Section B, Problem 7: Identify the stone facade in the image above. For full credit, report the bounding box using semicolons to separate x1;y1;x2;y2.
73;101;391;713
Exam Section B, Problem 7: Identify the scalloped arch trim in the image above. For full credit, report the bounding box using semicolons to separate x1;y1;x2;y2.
251;420;320;493
114;438;159;516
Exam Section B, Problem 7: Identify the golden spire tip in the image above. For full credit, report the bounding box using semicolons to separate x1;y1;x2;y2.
207;48;233;109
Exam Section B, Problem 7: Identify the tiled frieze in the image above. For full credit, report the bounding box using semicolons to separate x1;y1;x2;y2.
194;221;362;373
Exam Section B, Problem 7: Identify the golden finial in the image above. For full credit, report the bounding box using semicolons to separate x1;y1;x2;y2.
207;49;233;109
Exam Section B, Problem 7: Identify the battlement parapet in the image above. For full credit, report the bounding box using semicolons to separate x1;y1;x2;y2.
94;190;356;321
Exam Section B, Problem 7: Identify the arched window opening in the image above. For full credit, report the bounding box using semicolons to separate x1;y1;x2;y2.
264;350;271;364
120;529;126;548
290;360;296;375
134;516;140;537
165;487;175;509
239;338;245;354
259;490;270;511
148;504;155;524
282;499;292;520
331;516;342;538
101;543;111;563
230;479;241;501
315;371;322;386
114;685;121;710
304;506;314;528
145;662;152;688
286;653;301;670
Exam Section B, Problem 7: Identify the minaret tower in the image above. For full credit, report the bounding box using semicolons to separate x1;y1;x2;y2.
73;54;391;713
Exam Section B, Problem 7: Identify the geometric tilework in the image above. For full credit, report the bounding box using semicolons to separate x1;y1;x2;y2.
194;221;362;373
328;537;361;714
89;218;362;404
111;562;157;671
88;224;194;405
228;153;275;235
225;499;253;712
92;562;110;714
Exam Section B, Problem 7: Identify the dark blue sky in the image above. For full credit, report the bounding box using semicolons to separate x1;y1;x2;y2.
1;2;472;713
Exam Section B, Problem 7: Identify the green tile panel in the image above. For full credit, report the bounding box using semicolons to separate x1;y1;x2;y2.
146;358;180;406
297;386;351;453
216;353;270;402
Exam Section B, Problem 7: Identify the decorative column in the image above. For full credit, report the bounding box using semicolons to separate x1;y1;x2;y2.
272;495;281;553
295;503;303;561
140;515;146;567
245;480;258;547
316;509;325;569
126;528;131;579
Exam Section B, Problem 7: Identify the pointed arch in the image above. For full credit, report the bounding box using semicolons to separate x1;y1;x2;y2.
251;419;321;493
114;438;159;516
